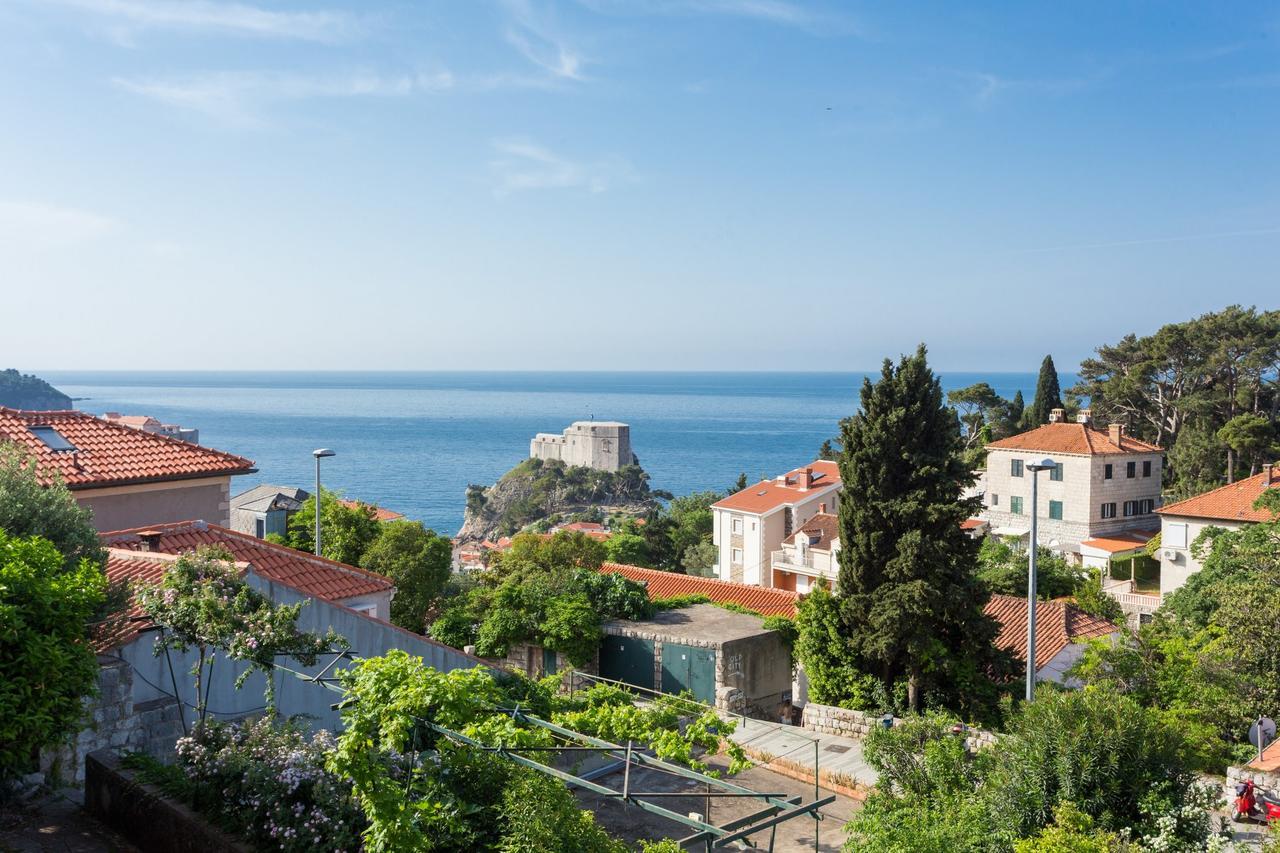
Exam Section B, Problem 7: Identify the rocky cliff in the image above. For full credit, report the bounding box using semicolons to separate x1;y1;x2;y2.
0;369;72;410
457;457;658;542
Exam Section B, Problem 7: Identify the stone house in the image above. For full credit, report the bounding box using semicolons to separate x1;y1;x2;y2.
230;484;309;538
711;459;841;586
1155;465;1278;597
0;406;255;531
530;421;635;471
981;409;1163;560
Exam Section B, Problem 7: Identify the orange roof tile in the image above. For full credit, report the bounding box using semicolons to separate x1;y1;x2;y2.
561;521;606;533
986;423;1162;456
1080;530;1157;554
337;499;404;522
1250;738;1280;772
783;512;839;549
960;518;988;531
0;407;254;489
984;593;1118;670
713;460;841;514
102;520;393;603
600;562;800;617
1156;470;1280;524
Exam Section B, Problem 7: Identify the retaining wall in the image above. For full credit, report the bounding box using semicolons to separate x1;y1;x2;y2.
801;701;999;751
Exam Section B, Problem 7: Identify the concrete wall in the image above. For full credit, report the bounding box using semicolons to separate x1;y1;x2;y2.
1159;515;1246;597
78;477;233;532
983;449;1162;545
41;657;184;786
530;422;634;472
115;571;486;734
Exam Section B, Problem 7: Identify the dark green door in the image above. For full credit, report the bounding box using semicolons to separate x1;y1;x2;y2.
599;636;655;693
661;643;716;704
542;646;558;676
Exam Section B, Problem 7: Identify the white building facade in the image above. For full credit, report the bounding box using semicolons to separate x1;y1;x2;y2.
530;421;635;472
711;460;841;586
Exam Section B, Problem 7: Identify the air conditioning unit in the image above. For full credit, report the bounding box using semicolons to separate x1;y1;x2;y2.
1160;548;1179;562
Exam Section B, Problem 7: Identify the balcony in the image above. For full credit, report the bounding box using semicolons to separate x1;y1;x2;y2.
1101;577;1161;625
770;549;835;579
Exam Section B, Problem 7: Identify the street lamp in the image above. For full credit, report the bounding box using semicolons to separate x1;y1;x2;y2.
312;449;335;557
1024;457;1057;703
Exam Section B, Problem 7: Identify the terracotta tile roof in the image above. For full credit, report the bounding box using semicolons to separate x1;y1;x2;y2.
960;518;988;531
337;499;404;522
712;460;841;514
0;407;254;489
1250;738;1280;772
984;593;1118;670
561;521;606;533
600;562;800;617
986;423;1162;456
1156;469;1280;523
102;520;393;603
783;512;839;549
1080;529;1157;554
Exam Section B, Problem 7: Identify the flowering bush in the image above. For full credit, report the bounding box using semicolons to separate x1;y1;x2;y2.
174;718;365;852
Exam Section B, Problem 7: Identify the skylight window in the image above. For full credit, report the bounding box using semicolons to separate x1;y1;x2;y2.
29;425;77;452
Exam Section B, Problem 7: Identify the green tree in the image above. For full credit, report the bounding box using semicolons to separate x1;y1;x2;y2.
794;579;880;708
0;444;103;569
1217;412;1276;482
0;530;106;783
680;540;718;576
359;520;452;634
948;382;1005;455
836;345;1014;717
976;538;1084;601
1024;355;1065;428
287;488;382;566
603;532;650;566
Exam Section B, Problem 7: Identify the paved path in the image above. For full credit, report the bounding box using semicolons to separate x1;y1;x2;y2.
727;717;878;793
0;791;137;853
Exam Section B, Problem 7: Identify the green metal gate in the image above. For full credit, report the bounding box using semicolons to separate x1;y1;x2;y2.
660;643;716;705
542;646;558;676
599;635;655;693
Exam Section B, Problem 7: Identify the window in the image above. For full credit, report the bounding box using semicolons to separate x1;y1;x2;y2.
1123;500;1137;517
1140;498;1155;515
28;425;77;452
1010;496;1024;515
991;493;999;506
1101;503;1116;519
731;548;743;564
1143;460;1152;478
1011;459;1024;478
731;517;743;535
255;518;265;538
1104;464;1113;480
1049;463;1063;482
1165;522;1188;548
1126;461;1136;479
1048;500;1063;520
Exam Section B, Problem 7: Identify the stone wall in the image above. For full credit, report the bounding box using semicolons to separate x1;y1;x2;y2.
801;701;999;752
1226;761;1280;803
41;657;184;786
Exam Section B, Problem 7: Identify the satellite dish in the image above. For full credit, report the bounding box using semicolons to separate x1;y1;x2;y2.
1249;717;1276;749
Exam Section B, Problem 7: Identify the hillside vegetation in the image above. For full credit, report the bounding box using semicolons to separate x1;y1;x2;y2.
0;369;72;410
458;457;656;541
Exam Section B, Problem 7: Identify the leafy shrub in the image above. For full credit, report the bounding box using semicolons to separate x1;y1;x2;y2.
167;718;365;852
0;530;106;783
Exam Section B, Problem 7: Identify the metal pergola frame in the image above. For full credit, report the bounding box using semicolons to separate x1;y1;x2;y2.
273;653;835;851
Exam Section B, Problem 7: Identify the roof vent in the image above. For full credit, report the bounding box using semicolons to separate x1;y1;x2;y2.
1048;408;1065;423
137;530;163;552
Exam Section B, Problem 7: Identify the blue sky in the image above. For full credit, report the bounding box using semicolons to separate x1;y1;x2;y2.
1;1;1277;371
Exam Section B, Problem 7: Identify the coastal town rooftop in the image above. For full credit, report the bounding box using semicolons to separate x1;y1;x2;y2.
711;459;841;514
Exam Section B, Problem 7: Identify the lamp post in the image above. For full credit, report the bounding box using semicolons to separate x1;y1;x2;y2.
312;448;335;557
1025;457;1057;703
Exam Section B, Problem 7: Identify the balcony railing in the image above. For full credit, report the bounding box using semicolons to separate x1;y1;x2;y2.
770;550;835;578
1102;578;1161;617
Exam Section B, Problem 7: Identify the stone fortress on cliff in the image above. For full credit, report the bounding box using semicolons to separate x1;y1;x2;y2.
530;421;635;472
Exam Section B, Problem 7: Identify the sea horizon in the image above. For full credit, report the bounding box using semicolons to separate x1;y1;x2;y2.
37;370;1075;535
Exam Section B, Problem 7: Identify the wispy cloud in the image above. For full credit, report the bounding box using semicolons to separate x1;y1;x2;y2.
502;0;587;81
0;201;119;249
575;0;855;33
489;138;634;195
958;69;1103;105
114;69;455;124
39;0;358;43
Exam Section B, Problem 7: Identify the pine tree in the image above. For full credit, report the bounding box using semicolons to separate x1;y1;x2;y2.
1001;390;1025;437
835;345;1015;717
1025;355;1064;428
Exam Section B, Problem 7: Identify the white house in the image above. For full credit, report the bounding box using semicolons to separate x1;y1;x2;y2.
711;460;841;586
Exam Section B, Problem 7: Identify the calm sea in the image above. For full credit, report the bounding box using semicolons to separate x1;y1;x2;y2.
38;371;1069;536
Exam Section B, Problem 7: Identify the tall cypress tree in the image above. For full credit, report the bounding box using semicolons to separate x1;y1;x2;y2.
835;345;1015;717
1025;355;1064;428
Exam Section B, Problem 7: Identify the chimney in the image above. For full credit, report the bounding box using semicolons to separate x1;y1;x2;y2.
1077;408;1092;425
798;467;813;490
137;530;162;552
1049;408;1065;423
1108;423;1124;446
819;502;827;514
1266;462;1274;487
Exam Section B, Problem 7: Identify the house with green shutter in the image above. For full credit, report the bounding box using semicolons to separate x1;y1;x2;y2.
978;408;1164;565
